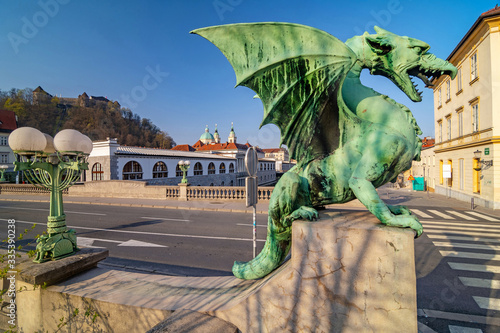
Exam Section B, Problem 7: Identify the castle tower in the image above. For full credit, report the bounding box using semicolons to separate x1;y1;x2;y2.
200;125;215;144
33;86;52;105
228;122;237;143
213;124;220;143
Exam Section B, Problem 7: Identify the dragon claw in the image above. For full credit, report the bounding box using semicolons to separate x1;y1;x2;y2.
383;214;423;238
388;205;411;216
289;206;319;222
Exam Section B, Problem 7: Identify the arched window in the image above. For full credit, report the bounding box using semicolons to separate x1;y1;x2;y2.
221;181;224;186
152;161;168;178
176;164;183;177
208;162;216;175
260;163;263;171
194;162;203;176
229;163;234;173
219;163;226;174
123;161;143;180
92;163;104;181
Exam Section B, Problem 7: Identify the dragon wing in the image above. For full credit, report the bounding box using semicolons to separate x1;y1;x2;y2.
191;22;358;162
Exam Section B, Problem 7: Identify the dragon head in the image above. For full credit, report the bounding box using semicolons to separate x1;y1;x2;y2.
351;26;457;102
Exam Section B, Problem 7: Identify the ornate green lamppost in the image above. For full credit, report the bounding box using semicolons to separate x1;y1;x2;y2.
8;127;93;263
178;160;191;183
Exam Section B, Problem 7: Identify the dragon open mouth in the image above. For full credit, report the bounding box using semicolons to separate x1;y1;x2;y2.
404;64;457;102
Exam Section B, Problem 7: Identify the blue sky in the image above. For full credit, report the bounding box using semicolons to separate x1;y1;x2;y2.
0;0;496;148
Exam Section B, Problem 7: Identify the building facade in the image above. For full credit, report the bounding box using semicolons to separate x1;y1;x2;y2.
433;6;500;208
0;109;17;174
86;138;239;186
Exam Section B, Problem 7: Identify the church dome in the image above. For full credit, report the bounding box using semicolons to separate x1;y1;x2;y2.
200;125;214;143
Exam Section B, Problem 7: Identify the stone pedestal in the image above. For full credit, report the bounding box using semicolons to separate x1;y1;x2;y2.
14;248;108;332
214;209;417;332
178;183;190;201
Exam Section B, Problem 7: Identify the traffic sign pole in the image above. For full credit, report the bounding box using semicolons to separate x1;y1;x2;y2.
245;147;259;258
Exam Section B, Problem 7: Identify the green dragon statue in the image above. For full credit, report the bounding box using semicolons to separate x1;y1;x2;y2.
192;23;456;280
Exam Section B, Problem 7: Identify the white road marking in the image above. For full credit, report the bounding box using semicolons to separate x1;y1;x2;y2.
237;223;267;228
78;237;167;248
4;219;266;242
0;205;106;216
433;241;500;251
446;211;477;221
423;221;500;229
449;325;483;333
465;211;500;221
428;209;455;219
424;229;500;237
459;277;500;290
439;250;500;261
472;296;500;311
410;209;433;218
141;217;190;222
423;224;500;233
448;262;500;274
427;234;500;244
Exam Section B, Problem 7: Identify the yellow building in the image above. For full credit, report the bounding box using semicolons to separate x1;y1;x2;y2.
433;6;500;208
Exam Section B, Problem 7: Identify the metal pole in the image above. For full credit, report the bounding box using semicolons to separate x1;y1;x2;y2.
253;204;256;258
471;197;474;210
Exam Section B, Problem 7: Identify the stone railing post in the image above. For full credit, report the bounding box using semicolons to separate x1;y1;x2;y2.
178;183;190;201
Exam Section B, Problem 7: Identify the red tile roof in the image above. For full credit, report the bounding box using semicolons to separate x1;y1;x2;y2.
262;148;285;153
171;144;196;152
195;142;250;151
0;109;17;132
482;4;500;16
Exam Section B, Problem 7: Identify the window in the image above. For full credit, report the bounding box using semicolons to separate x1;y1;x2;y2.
456;67;462;92
91;163;104;181
0;154;8;164
438;88;442;107
459;159;464;190
194;162;203;176
0;136;7;146
446;81;450;101
122;161;143;180
152;161;168;178
438;120;443;142
176;164;183;177
458;109;463;137
446;116;451;141
472;103;479;133
470;52;478;81
208;162;215;175
229;163;234;173
219;162;225;174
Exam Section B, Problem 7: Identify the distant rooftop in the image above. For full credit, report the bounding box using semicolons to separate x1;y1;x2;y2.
0;109;17;132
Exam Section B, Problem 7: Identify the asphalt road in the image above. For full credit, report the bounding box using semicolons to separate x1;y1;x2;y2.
0;201;267;275
2;193;500;332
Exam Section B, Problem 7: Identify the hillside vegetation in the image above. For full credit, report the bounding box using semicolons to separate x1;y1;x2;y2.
0;87;175;148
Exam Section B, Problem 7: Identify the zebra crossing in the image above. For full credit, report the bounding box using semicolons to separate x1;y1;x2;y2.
415;207;500;332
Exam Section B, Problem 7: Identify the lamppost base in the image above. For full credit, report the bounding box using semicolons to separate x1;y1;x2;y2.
33;229;79;263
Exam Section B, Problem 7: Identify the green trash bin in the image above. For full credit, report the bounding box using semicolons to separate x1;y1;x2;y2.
413;177;424;191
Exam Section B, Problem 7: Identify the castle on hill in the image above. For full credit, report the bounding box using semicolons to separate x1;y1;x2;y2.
32;86;120;109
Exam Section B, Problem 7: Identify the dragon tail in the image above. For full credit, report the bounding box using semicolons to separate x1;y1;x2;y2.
232;219;291;280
